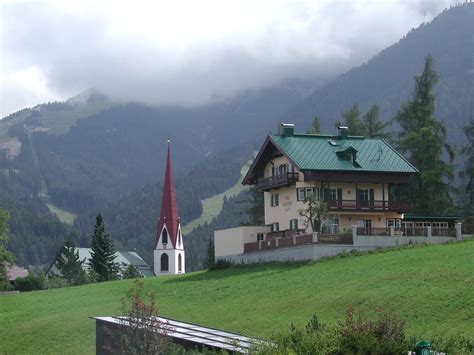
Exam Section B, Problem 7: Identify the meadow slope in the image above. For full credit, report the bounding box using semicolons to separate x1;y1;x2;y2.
1;240;473;354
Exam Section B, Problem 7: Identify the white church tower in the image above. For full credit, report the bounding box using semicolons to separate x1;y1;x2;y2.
153;141;185;276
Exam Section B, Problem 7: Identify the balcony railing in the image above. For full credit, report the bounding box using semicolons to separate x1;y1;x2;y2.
256;172;299;191
325;199;410;212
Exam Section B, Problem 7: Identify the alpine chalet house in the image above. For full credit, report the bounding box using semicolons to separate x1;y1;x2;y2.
214;123;458;263
154;142;185;276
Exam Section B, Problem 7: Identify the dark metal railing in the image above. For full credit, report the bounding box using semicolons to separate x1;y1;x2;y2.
256;172;299;191
325;199;410;212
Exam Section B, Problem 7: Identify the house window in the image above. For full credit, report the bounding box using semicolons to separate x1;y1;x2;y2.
359;189;369;201
160;253;169;272
178;253;182;273
270;193;279;207
325;214;340;233
271;222;279;232
297;187;319;201
358;219;372;229
257;233;264;241
387;219;401;228
297;188;305;201
432;222;448;229
289;219;298;230
329;188;338;201
161;228;168;245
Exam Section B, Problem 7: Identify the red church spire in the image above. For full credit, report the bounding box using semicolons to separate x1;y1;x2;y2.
155;141;180;248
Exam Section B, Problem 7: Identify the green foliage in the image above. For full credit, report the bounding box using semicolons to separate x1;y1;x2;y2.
122;264;143;279
56;239;87;285
205;239;215;269
336;104;365;136
335;104;390;139
396;55;454;214
240;186;264;226
0;209;14;291
45;276;68;289
14;272;46;292
298;197;328;233
117;279;168;354
88;214;119;282
307;116;322;134
362;104;391;139
460;119;474;216
258;309;408;354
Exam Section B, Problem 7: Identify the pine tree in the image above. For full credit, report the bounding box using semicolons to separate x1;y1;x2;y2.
205;238;215;269
363;104;391;139
336;104;365;136
56;239;87;285
396;55;454;214
307;116;322;134
88;214;119;282
461;119;474;215
0;210;14;291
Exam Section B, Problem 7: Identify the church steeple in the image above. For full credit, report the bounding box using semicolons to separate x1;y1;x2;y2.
155;141;180;248
154;141;185;276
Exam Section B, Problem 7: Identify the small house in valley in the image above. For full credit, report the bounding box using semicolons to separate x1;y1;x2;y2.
46;248;153;279
215;124;463;263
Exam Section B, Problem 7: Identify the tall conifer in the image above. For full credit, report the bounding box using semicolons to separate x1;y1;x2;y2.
88;214;119;282
396;55;453;214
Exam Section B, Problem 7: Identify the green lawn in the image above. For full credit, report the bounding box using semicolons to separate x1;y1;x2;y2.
1;240;473;354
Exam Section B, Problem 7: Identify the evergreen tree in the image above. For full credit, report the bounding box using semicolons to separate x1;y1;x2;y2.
363;104;391;139
205;238;215;269
88;214;119;282
240;187;264;226
461;119;474;215
122;264;143;279
0;210;14;291
336;104;365;136
56;239;87;285
396;55;454;214
307;116;322;134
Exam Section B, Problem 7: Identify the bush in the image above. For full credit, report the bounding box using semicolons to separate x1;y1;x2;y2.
122;264;143;279
14;272;46;292
256;309;410;354
45;276;68;289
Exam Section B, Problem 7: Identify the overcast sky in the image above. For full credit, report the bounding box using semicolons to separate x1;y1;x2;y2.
0;0;459;117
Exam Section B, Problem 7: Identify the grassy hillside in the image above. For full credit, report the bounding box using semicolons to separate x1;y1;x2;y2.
1;240;473;354
181;159;251;235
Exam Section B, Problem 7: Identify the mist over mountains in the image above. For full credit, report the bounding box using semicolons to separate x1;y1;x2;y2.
0;2;472;269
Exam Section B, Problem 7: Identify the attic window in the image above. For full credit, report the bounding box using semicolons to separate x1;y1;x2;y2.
328;140;339;146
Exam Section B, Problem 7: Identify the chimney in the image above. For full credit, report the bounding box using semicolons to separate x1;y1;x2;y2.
338;125;348;139
280;123;295;137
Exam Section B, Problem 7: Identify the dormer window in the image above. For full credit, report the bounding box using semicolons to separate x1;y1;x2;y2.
335;146;359;167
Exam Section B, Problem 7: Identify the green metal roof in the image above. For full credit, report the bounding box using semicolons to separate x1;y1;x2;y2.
270;133;418;173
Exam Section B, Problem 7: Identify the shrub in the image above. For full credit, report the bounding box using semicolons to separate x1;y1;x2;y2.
122;264;143;279
45;276;68;289
14;272;46;292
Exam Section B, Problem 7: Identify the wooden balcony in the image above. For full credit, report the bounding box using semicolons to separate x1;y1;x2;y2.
256;172;299;191
325;199;410;212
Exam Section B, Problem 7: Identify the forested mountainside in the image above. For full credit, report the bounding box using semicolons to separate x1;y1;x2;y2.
285;3;473;145
0;82;307;266
73;144;253;271
1;3;473;269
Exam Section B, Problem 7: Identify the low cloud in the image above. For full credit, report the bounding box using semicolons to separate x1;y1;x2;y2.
0;0;458;116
